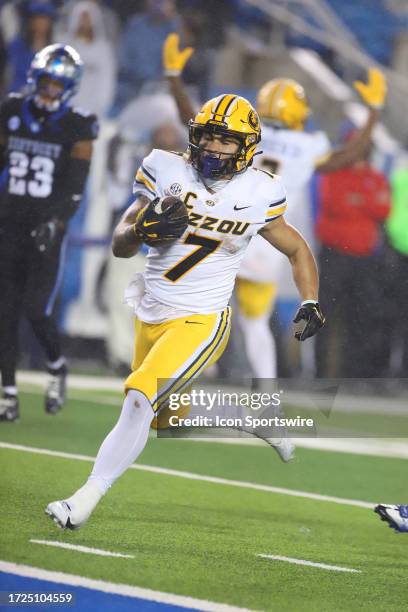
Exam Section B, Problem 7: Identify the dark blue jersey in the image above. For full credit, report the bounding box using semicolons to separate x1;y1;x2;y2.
0;93;99;226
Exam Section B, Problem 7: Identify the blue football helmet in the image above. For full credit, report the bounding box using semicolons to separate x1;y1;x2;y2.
27;44;83;111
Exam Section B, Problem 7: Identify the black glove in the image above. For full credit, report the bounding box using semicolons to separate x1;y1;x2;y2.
134;196;189;246
30;220;59;252
293;301;325;341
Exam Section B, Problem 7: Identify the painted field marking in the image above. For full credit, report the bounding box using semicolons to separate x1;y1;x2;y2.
0;561;252;612
18;370;408;415
18;373;408;459
13;386;408;458
30;539;135;559
258;554;361;573
0;442;374;509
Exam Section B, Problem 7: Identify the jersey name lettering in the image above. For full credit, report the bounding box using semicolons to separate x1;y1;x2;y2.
185;203;250;236
8;136;62;160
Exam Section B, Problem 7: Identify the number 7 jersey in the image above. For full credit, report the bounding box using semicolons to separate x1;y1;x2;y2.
0;93;98;226
133;148;287;315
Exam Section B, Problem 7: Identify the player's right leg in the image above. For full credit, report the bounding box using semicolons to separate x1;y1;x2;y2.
46;308;231;529
25;236;68;414
0;225;25;422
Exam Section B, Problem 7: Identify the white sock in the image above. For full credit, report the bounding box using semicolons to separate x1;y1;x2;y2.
88;389;154;494
238;313;277;379
65;480;104;522
3;386;17;397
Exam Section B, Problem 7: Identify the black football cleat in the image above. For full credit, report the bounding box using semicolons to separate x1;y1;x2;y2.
0;394;20;422
45;365;67;414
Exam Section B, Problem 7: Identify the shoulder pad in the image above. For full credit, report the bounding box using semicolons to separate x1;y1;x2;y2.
68;109;99;141
71;106;94;118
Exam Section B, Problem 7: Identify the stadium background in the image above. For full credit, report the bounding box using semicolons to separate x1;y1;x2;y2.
2;0;407;380
1;1;408;611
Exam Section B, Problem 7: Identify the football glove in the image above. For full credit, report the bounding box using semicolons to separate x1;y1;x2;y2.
30;219;59;252
353;67;387;110
163;33;194;77
293;301;325;341
134;196;189;247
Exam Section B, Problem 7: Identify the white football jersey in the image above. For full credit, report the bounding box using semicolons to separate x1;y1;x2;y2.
239;126;330;284
132;149;287;321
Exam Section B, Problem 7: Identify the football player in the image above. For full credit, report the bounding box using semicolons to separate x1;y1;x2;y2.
46;91;324;529
375;504;408;532
163;33;386;385
0;44;99;421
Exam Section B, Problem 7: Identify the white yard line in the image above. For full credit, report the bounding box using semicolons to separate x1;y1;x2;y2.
0;442;374;509
18;370;408;414
0;561;252;612
29;539;135;559
257;554;361;573
18;370;124;392
17;379;408;459
188;435;408;460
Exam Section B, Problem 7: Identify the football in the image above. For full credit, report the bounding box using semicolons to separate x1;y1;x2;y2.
153;195;188;219
135;195;189;246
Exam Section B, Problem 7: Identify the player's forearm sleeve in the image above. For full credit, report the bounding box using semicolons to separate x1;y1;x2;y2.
56;157;91;223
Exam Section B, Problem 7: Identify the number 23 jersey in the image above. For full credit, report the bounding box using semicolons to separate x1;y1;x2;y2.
133;148;287;314
0;93;98;226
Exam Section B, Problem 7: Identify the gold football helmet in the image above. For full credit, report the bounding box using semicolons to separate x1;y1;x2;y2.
188;94;261;178
256;78;310;131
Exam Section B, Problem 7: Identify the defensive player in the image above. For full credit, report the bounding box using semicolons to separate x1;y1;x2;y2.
0;44;98;421
375;504;408;532
46;92;324;529
163;34;387;381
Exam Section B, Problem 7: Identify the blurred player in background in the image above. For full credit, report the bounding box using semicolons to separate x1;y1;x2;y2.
46;90;324;530
163;33;387;381
0;44;98;422
375;504;408;532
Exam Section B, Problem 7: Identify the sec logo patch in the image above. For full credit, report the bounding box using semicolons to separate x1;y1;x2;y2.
169;182;182;196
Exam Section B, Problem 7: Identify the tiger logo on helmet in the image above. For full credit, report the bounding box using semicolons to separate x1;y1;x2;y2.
256;78;310;131
188;94;261;179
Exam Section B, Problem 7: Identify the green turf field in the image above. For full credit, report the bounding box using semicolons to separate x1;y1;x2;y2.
1;385;407;611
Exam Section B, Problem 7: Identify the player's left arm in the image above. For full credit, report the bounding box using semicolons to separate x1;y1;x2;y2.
260;216;318;302
315;68;387;174
31;139;94;252
54;111;100;229
259;216;325;340
58;138;93;226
